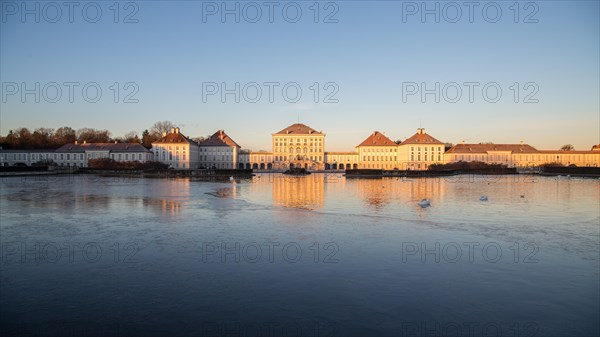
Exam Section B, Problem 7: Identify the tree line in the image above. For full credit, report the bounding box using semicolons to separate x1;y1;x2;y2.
0;121;186;150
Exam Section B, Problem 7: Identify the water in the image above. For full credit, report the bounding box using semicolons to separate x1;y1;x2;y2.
1;174;598;336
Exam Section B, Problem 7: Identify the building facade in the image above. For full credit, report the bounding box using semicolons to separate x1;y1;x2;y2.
198;130;240;169
445;143;600;167
0;149;56;166
272;123;325;170
324;152;359;170
151;128;199;169
55;142;152;167
356;131;399;170
398;128;445;170
0;143;152;167
3;124;599;170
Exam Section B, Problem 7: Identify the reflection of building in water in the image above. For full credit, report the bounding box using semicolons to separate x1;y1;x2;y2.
354;177;447;210
272;175;325;210
143;178;190;217
355;179;392;210
405;177;446;203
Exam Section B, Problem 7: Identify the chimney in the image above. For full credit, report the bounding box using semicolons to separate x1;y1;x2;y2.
83;140;86;145
170;128;175;134
162;131;167;137
75;140;78;144
114;140;118;144
175;127;180;134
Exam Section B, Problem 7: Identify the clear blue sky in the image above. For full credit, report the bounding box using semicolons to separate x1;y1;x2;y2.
1;0;599;151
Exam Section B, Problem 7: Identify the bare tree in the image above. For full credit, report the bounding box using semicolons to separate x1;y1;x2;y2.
32;128;55;148
123;131;140;143
192;136;206;144
150;121;177;138
53;127;77;146
77;128;111;143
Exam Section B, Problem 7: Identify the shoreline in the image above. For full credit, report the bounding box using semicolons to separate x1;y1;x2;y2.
2;169;600;179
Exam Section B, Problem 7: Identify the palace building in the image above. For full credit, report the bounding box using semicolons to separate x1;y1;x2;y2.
2;123;599;170
198;130;241;169
151;127;199;169
445;143;600;167
272;123;326;170
398;128;445;170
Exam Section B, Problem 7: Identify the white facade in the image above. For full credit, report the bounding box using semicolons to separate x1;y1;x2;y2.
151;128;199;169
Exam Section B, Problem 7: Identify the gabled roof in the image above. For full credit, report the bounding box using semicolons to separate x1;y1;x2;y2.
357;131;397;147
446;144;539;154
199;130;240;147
153;129;196;145
56;143;150;153
401;128;443;145
0;149;56;153
274;123;322;135
325;152;359;155
538;150;598;154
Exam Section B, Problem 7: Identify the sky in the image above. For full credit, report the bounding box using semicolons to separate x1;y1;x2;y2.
1;0;599;151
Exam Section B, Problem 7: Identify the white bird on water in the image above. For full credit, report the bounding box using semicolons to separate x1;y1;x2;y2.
418;199;431;208
229;176;234;181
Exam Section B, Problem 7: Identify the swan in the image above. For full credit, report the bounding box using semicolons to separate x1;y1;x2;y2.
480;195;488;201
418;199;431;207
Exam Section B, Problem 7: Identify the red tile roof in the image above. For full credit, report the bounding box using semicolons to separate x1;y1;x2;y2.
446;143;539;154
357;131;397;147
401;128;443;145
538;150;598;154
275;123;322;135
199;130;240;147
153;129;196;145
326;152;359;155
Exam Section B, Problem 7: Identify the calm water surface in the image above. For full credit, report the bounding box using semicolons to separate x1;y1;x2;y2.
1;174;599;336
